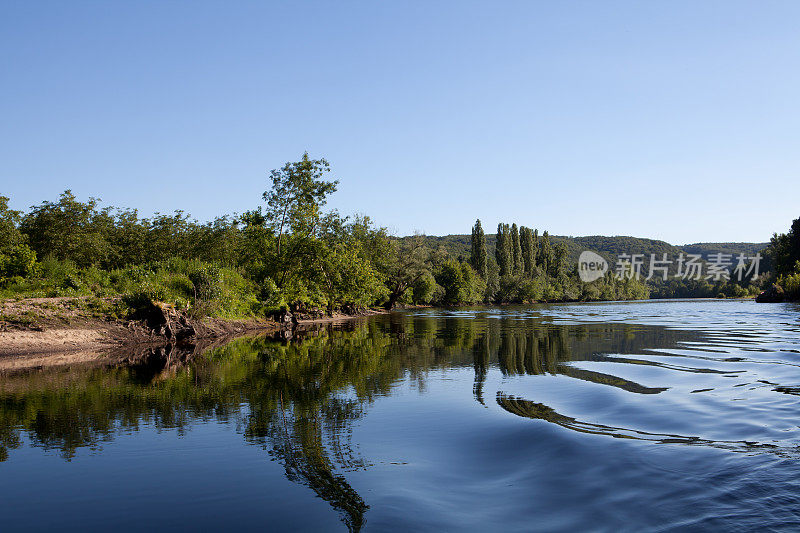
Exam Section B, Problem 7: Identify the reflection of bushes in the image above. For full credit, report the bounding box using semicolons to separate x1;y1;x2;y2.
0;327;410;531
0;317;694;531
0;317;692;465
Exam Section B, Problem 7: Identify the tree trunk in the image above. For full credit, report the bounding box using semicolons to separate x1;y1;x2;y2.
384;292;399;310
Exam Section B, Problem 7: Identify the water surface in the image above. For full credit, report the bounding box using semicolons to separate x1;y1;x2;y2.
2;300;800;531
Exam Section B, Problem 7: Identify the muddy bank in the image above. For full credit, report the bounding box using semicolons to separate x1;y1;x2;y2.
0;329;286;377
0;297;391;369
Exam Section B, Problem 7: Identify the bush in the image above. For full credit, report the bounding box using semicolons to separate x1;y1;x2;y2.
518;277;544;302
217;267;259;318
81;266;112;295
433;261;484;305
259;277;284;309
121;289;159;315
779;272;800;301
0;244;38;282
412;273;436;305
188;263;223;302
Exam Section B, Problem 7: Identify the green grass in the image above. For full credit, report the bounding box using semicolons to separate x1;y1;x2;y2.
0;311;39;327
1;258;265;321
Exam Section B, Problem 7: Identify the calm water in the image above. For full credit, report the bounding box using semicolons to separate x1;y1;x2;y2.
2;300;800;531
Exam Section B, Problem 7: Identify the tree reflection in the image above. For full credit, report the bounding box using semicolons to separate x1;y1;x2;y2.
495;393;783;455
0;313;732;529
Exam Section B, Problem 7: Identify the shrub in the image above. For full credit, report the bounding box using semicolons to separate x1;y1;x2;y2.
518;277;544;302
188;263;223;302
412;273;436;305
779;272;800;301
0;244;38;282
217;267;259;318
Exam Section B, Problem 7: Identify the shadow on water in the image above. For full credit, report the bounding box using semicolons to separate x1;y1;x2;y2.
0;309;797;530
495;394;781;454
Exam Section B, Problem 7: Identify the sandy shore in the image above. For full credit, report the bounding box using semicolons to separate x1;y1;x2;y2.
0;297;391;371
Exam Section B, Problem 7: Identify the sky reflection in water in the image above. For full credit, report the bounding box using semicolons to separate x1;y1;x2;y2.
1;300;800;531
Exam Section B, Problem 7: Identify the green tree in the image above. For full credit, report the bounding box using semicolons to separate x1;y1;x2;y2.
520;226;536;275
0;197;38;282
191;216;242;267
262;153;339;287
237;208;276;285
495;223;512;277
145;210;194;261
20;190;114;268
539;230;553;275
381;236;433;309
553;242;569;278
434;259;483;305
318;241;383;314
511;223;523;275
769;216;800;277
460;262;485;303
412;272;437;305
0;196;24;252
108;209;148;267
470;219;487;278
315;211;388;312
483;255;499;301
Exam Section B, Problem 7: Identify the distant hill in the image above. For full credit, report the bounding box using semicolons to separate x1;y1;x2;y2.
679;242;769;257
404;234;770;274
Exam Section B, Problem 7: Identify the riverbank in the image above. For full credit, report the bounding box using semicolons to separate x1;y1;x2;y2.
0;296;390;367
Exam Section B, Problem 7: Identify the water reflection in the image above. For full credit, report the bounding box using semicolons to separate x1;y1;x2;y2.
495;395;783;455
1;307;798;530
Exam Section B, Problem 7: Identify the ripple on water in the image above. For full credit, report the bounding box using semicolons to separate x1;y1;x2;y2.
2;299;800;531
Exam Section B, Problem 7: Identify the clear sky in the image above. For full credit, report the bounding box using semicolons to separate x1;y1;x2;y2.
1;1;798;244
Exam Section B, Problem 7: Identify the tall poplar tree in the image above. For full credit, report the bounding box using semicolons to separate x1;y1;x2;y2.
470;219;487;278
539;230;553;276
520;226;536;275
511;223;523;275
554;242;568;277
495;223;511;277
495;223;505;276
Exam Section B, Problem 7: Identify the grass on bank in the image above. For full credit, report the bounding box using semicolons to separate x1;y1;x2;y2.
0;257;280;321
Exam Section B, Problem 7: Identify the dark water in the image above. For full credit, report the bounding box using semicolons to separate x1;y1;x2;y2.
2;300;800;531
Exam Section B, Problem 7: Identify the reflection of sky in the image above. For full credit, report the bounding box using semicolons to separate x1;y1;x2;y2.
3;418;340;530
409;299;800;334
3;300;800;530
352;368;800;531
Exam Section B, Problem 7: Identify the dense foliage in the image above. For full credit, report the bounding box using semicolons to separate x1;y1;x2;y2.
766;216;800;301
410;234;769;269
407;231;770;299
467;220;646;303
1;154;663;317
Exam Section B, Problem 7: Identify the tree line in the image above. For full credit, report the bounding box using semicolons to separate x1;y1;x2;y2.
764;216;800;301
466;219;649;304
0;153;651;318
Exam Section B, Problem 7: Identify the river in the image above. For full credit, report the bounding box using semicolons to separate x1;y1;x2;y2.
1;299;799;531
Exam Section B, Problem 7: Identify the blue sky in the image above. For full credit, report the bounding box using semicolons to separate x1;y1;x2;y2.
1;1;798;244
